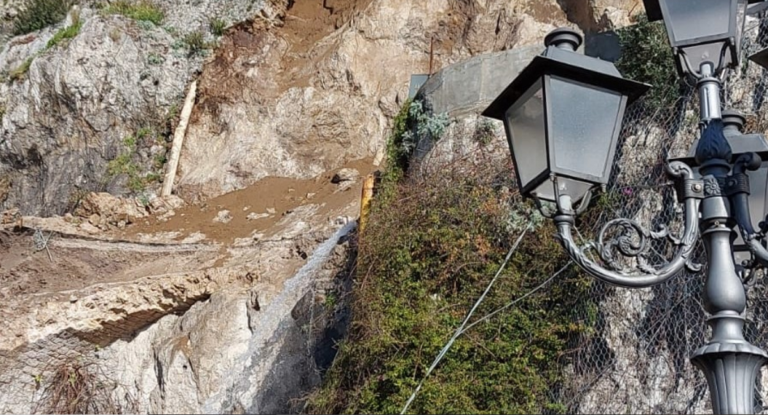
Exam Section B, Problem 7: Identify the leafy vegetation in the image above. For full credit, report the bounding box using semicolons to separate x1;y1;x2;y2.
106;128;161;192
13;0;72;35
473;118;496;146
616;14;680;109
104;0;164;25
46;19;82;50
183;31;210;57
147;52;164;65
307;101;594;414
384;99;450;183
209;17;226;36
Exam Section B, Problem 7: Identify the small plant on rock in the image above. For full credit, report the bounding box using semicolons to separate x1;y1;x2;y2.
33;356;138;414
9;57;34;82
46;19;83;50
209;17;226;36
473;118;496;146
104;0;164;25
183;31;209;57
108;27;122;42
147;52;164;65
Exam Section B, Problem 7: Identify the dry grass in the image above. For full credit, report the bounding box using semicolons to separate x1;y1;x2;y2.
33;357;139;414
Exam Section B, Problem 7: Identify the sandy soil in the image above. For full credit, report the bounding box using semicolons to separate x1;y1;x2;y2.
0;0;377;307
125;158;375;244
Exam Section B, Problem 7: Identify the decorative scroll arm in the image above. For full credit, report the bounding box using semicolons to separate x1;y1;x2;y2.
553;161;701;288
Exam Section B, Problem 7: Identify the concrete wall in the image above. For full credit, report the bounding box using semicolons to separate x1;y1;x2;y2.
416;32;621;118
417;45;543;118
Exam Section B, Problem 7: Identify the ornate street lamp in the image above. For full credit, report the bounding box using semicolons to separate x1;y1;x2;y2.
484;24;768;414
642;0;758;77
482;28;648;205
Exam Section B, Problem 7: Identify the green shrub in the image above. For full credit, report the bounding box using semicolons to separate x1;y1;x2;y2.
46;20;83;49
209;17;226;36
104;0;164;25
616;14;680;110
307;99;594;414
13;0;72;35
383;99;412;182
107;132;145;192
307;160;592;414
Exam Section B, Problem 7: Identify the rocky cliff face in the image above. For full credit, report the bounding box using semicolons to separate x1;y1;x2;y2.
0;0;639;215
0;0;644;413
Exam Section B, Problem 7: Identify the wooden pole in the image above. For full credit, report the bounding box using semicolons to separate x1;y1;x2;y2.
161;81;197;197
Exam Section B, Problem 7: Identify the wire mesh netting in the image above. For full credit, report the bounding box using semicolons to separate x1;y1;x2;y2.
552;12;768;415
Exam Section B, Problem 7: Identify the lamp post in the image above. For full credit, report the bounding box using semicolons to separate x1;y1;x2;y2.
483;13;768;414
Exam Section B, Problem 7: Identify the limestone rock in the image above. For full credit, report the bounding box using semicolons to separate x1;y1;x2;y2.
0;208;19;224
0;8;206;216
78;221;100;234
247;212;269;221
74;192;148;226
214;210;232;223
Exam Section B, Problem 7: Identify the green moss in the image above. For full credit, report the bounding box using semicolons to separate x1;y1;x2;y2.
104;0;164;25
46;20;83;50
13;0;72;35
147;52;164;65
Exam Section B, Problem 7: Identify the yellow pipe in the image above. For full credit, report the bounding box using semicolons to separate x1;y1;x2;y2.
359;173;375;233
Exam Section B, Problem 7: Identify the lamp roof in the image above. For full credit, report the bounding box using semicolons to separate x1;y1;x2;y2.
482;43;650;120
644;0;765;22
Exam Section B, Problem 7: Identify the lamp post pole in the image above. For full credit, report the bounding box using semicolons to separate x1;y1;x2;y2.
687;62;768;415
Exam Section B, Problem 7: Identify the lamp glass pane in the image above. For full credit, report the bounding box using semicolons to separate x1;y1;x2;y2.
531;177;594;203
734;164;768;250
548;76;622;183
737;0;748;44
664;0;731;44
505;79;546;190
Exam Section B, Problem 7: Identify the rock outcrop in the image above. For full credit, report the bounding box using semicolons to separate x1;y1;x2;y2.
0;0;651;414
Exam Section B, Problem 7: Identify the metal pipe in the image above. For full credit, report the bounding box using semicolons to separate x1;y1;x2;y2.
698;62;723;122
